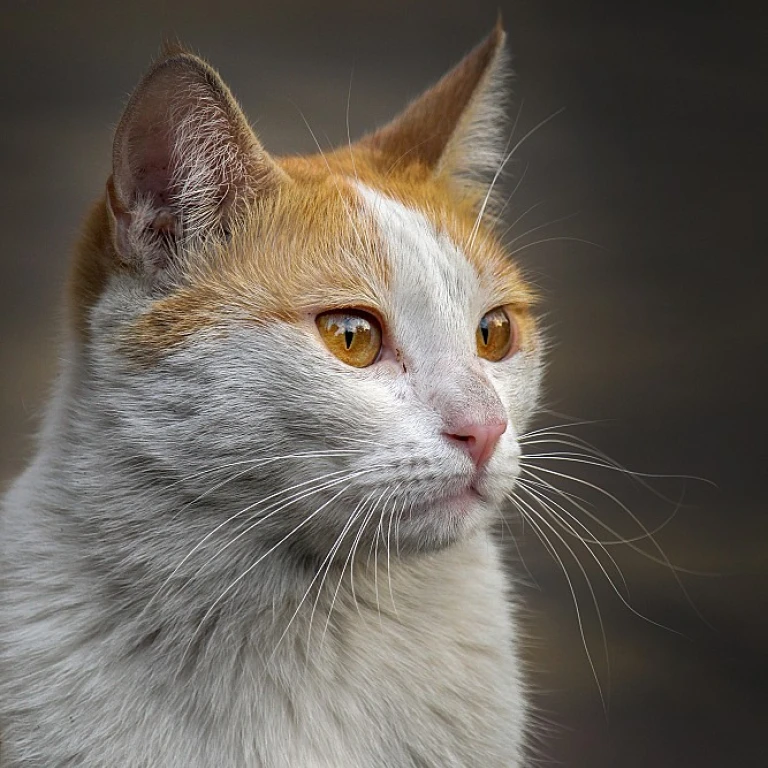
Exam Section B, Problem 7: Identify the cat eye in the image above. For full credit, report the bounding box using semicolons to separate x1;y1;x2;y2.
316;310;383;368
476;306;518;362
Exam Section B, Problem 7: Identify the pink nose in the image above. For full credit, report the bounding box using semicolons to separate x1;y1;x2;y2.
443;420;508;468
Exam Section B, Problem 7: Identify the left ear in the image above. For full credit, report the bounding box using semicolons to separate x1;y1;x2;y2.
108;46;286;278
360;20;509;190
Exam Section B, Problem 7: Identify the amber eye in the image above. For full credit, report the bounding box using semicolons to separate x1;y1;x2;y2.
316;310;382;368
476;306;518;362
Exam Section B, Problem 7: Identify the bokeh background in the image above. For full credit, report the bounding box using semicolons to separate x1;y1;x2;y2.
2;1;765;765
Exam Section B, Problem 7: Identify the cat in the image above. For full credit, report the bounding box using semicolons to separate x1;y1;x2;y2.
0;21;543;768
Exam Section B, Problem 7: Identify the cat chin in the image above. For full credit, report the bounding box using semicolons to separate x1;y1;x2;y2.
390;491;500;552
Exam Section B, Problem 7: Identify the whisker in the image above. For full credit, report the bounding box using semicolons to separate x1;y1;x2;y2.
493;162;529;223
307;491;374;651
168;449;366;522
140;465;364;619
383;137;433;177
522;427;711;481
522;463;711;626
348;486;390;621
330;436;389;450
345;69;360;186
466;96;524;245
522;463;698;571
507;491;609;712
505;235;605;257
386;493;409;616
515;480;683;637
520;472;679;546
370;484;402;624
496;505;541;590
521;432;714;502
268;492;372;669
320;490;382;649
293;105;371;257
191;468;379;583
505;211;582;247
157;446;366;496
497;199;544;241
395;499;415;558
520;419;606;441
468;106;566;251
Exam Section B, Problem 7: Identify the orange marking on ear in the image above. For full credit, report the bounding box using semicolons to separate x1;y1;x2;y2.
68;197;124;343
360;21;507;178
70;149;535;359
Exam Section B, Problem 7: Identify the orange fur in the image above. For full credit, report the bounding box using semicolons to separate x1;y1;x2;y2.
68;195;126;342
360;19;506;180
124;176;388;362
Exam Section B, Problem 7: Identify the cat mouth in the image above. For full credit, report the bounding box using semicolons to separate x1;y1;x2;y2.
391;472;496;519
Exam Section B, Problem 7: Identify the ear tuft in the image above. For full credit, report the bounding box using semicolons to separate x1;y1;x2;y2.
159;37;191;60
109;52;284;278
362;22;510;192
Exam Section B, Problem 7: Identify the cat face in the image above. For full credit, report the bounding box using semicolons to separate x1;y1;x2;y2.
76;25;542;562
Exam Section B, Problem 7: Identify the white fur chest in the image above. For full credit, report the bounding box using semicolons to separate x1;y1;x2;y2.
0;505;525;768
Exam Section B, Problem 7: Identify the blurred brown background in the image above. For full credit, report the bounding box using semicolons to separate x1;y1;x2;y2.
2;1;766;765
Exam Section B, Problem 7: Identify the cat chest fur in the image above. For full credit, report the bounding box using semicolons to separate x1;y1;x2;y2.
217;541;525;768
1;511;524;766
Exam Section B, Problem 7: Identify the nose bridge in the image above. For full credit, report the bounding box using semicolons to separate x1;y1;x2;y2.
424;362;508;469
425;358;507;432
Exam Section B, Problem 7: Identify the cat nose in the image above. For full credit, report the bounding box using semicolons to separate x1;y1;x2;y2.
443;420;508;468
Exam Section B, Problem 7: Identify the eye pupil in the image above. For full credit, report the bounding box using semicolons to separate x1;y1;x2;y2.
480;321;490;346
344;328;354;349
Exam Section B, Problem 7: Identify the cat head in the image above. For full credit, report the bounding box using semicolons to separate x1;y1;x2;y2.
70;23;542;561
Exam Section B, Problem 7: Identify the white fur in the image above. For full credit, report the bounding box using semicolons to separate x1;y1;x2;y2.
0;188;541;766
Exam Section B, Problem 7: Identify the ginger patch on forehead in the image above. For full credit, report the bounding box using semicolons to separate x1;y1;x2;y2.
121;175;390;363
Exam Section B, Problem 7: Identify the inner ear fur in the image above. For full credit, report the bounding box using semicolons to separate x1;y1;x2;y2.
108;49;286;275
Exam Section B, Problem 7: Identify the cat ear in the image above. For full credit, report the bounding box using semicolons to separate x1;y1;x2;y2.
108;49;285;275
361;21;509;191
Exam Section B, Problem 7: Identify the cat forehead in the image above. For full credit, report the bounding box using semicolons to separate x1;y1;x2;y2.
356;184;480;317
349;172;534;313
231;170;531;314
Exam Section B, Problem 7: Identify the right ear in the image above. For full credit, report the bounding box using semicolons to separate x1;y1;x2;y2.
108;49;286;277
